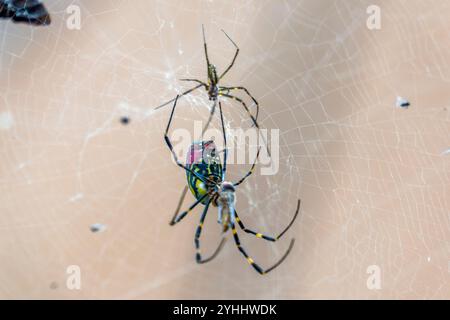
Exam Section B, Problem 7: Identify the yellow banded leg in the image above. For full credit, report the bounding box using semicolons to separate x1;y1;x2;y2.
233;200;301;241
231;223;296;275
234;215;276;242
195;200;226;264
170;193;208;226
231;224;265;274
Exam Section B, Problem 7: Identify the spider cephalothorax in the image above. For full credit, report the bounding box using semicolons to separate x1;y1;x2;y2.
207;64;219;100
164;95;301;274
216;182;236;232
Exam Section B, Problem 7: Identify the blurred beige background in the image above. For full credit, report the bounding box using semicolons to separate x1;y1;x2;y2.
0;0;449;299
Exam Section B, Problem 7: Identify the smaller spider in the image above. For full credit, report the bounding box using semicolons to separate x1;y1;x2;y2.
155;25;261;136
164;95;300;275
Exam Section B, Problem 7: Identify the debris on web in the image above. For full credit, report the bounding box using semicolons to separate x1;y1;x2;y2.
396;96;410;109
90;223;107;233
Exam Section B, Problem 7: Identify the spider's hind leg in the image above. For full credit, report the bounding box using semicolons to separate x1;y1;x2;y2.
231;224;295;275
195;200;227;263
234;199;301;242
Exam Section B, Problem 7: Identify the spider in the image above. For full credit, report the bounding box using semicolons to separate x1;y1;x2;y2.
164;95;301;275
0;0;51;25
155;25;261;137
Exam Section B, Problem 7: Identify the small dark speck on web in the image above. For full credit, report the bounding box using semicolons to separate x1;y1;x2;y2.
50;282;58;290
90;223;106;233
396;96;410;109
120;116;130;125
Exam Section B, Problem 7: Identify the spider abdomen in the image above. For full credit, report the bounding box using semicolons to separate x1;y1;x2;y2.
186;141;222;205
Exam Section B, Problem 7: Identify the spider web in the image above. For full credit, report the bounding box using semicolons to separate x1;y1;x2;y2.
0;0;449;299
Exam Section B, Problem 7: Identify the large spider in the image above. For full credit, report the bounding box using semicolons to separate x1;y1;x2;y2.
155;25;261;136
164;95;300;275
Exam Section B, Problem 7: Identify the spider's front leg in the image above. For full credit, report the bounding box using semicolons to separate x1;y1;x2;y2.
179;78;208;88
218;29;239;80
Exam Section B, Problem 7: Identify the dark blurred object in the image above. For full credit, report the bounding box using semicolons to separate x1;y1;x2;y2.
120;116;130;125
90;223;106;233
0;0;51;26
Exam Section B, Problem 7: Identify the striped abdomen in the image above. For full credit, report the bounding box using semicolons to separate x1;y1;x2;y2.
186;141;222;204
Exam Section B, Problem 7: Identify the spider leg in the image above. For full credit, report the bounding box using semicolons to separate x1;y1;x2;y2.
219;29;239;80
219;93;271;157
168;186;188;225
164;95;216;185
233;147;260;186
231;223;295;275
195;199;227;263
170;191;208;226
219;86;260;121
218;101;228;180
201;99;217;136
202;24;211;67
219;93;259;127
179;78;208;87
155;83;204;110
234;199;301;242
